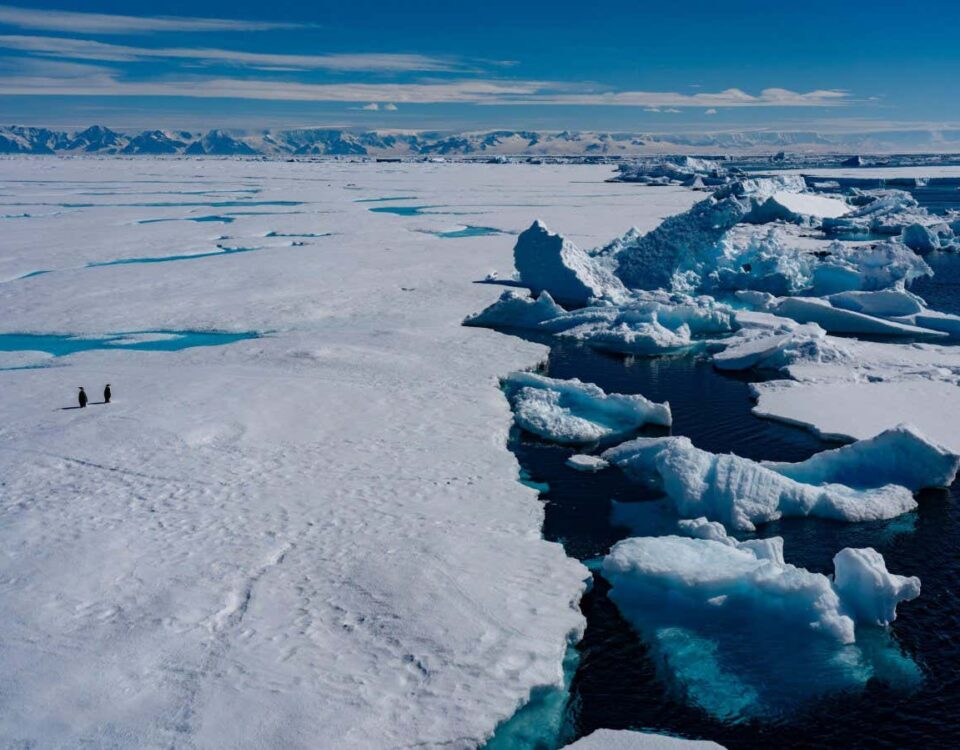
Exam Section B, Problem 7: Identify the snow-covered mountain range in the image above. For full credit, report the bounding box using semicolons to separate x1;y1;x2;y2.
3;124;960;157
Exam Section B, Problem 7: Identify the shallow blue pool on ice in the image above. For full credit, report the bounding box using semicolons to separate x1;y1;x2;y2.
368;205;437;216
429;225;505;238
0;330;259;357
87;246;259;267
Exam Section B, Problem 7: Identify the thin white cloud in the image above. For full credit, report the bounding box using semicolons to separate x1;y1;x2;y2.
0;4;302;33
499;88;849;107
0;66;852;109
0;35;463;72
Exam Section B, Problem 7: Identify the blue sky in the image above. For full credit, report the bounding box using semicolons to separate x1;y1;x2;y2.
0;0;957;133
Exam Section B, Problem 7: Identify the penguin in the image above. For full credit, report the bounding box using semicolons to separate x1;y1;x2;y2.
104;384;111;404
78;387;87;409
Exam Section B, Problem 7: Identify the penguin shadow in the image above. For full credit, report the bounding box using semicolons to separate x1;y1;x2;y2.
59;401;110;411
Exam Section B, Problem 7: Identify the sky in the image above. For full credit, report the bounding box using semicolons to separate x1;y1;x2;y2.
0;0;958;135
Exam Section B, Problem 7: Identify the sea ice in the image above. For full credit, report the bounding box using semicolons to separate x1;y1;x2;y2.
502;371;671;444
602;526;920;646
599;524;922;719
463;289;566;329
763;424;960;491
563;728;725;750
601;435;918;531
513;220;626;305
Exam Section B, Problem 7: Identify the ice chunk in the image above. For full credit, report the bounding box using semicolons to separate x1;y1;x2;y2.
502;371;671;445
602;529;919;646
599;524;921;720
765;424;958;490
612;156;730;187
823;189;935;238
713;323;849;373
901;223;941;254
565;454;610;472
827;289;925;317
773;297;945;337
513;220;625;305
833;548;921;627
601;435;917;531
744;192;849;225
463;289;565;329
614;197;746;291
547;294;736;356
563;729;725;750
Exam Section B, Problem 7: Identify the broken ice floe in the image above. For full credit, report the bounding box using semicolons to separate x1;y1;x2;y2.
502;371;671;445
600;522;922;719
600;433;928;531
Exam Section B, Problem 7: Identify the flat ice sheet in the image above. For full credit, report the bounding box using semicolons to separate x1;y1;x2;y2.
0;159;701;748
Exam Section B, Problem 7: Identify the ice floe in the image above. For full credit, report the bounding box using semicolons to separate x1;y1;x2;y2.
502;371;671;445
602;524;920;645
463;289;566;329
563;728;725;750
599;523;922;719
601;435;919;531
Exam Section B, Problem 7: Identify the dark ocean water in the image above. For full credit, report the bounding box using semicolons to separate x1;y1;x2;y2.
507;340;960;749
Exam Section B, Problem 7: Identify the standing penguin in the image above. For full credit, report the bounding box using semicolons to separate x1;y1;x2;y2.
104;384;111;404
78;387;87;408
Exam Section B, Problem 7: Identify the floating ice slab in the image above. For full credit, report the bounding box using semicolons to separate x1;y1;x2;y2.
563;729;725;750
603;527;919;645
601;435;918;531
601;525;921;719
565;454;610;472
751;337;960;452
764;424;959;491
503;371;671;445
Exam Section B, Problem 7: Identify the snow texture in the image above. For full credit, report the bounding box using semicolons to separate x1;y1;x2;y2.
1;159;699;749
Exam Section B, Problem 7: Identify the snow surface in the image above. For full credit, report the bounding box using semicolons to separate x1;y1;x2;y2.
0;159;700;749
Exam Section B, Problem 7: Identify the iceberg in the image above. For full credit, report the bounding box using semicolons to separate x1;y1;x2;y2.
463;289;565;329
513;220;625;305
601;435;918;531
502;371;671;445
